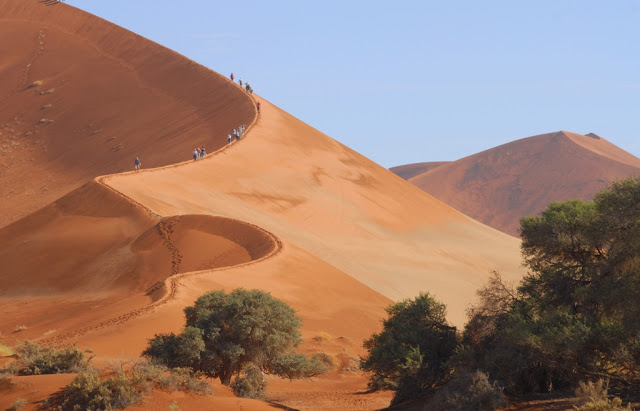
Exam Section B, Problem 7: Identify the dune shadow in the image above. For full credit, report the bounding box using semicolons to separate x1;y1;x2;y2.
39;0;62;6
266;401;299;410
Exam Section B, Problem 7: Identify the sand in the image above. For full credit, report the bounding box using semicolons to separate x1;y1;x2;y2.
0;0;527;409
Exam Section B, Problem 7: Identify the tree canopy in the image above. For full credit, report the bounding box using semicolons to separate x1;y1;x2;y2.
360;292;458;405
143;288;326;386
464;177;640;393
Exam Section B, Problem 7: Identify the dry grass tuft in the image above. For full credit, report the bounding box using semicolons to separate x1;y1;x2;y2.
13;325;27;333
8;398;27;411
38;119;54;124
28;81;42;88
41;104;52;110
39;89;54;95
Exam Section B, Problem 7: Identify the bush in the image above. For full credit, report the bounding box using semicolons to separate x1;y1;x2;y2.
54;360;211;409
143;288;327;386
575;379;609;404
572;397;631;411
58;371;143;410
360;293;458;405
425;370;506;411
5;341;91;375
8;398;27;411
231;364;266;399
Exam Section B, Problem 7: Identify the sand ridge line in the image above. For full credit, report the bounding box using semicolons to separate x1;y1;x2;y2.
39;90;283;346
38;219;283;347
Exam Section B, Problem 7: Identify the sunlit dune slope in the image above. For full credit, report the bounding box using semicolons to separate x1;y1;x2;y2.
398;131;640;236
0;0;254;228
105;97;524;327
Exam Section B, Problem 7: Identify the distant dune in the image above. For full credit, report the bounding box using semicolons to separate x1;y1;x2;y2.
0;1;526;409
392;131;640;236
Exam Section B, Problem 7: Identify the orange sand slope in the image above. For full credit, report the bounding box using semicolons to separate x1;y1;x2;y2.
1;1;527;409
0;0;254;228
397;131;640;236
104;96;524;326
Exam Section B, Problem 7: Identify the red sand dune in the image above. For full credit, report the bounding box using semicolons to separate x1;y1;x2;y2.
0;1;526;409
394;131;640;236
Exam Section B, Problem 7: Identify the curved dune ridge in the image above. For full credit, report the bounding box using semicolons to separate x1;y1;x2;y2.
400;131;640;236
0;0;255;228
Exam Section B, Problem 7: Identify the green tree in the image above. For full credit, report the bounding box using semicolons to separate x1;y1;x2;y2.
465;177;640;393
360;292;458;405
143;288;326;386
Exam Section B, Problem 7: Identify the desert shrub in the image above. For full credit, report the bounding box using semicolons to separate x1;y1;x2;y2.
425;370;506;411
0;343;13;357
311;352;339;369
360;293;458;406
14;325;27;333
8;398;27;410
572;397;631;411
9;340;91;375
29;80;43;88
156;367;212;394
575;379;609;404
231;364;266;399
143;289;326;386
58;370;143;410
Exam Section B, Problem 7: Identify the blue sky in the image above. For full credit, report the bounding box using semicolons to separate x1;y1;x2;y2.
68;1;639;168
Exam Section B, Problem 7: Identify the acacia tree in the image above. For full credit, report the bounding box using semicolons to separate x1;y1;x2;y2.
360;292;458;406
465;177;640;393
143;289;326;385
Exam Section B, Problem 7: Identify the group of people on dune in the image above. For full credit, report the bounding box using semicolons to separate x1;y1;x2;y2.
229;72;254;95
133;74;260;171
192;146;207;161
228;124;247;144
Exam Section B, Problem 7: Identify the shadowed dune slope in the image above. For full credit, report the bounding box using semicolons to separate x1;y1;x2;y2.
390;161;450;180
0;182;275;298
0;0;255;227
400;131;640;236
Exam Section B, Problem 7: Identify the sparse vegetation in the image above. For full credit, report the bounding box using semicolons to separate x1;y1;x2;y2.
8;398;27;411
29;80;43;88
425;370;506;411
51;360;211;410
143;288;328;395
41;104;52;109
3;340;91;375
0;343;13;357
572;397;631;411
14;324;27;333
39;88;54;95
574;379;609;404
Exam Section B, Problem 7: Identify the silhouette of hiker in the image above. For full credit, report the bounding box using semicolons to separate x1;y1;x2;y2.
134;157;141;171
230;73;234;82
228;134;232;144
256;101;261;112
193;148;199;161
200;147;206;158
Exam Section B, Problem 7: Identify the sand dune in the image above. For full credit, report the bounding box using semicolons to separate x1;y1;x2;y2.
395;131;640;236
0;0;254;228
0;0;526;409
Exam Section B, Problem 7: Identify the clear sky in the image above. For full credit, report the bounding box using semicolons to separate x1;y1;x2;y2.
67;1;639;168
